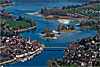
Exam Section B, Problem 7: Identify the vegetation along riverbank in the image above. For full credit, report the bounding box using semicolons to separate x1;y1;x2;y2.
40;1;100;21
0;0;14;8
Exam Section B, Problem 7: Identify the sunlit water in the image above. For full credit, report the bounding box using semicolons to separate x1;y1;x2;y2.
4;1;97;66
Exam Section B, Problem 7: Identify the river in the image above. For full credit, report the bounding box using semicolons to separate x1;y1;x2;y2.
4;1;97;67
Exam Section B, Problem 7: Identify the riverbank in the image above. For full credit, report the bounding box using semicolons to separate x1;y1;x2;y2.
15;26;36;32
57;19;74;24
60;30;76;33
26;12;44;17
26;12;39;15
44;15;99;21
40;2;100;21
0;2;14;8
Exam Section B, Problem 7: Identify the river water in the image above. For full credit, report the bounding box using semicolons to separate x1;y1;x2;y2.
4;1;97;67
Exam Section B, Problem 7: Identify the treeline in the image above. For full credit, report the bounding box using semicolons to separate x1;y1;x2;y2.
17;15;36;27
40;1;100;17
41;8;68;16
62;1;100;10
40;8;80;18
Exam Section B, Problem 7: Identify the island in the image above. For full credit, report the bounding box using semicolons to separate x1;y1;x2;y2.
57;25;76;33
41;28;58;39
41;25;76;39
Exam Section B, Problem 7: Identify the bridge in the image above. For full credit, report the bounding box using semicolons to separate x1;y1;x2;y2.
44;47;66;51
44;47;66;49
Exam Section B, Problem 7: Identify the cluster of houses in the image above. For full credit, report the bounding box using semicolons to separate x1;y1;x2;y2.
51;35;100;66
0;36;44;65
62;1;100;10
77;9;100;14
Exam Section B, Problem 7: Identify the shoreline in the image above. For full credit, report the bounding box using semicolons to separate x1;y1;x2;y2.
26;12;39;15
40;34;57;39
60;30;76;33
44;15;99;21
0;2;14;8
40;2;100;21
57;19;75;24
14;26;36;32
26;12;44;17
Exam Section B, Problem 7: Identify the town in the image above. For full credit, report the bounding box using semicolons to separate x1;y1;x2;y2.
48;34;100;66
0;18;45;65
0;35;45;65
0;0;100;67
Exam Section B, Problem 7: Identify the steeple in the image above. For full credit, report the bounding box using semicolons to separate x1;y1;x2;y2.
27;35;32;44
29;35;30;41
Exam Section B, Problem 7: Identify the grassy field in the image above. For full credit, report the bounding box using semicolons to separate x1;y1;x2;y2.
5;20;31;28
64;3;100;20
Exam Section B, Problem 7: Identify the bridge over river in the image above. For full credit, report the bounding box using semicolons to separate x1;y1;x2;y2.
44;47;66;51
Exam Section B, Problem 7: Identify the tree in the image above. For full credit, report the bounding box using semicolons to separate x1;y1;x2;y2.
50;34;55;37
15;24;19;30
88;37;93;40
10;15;13;20
76;39;80;42
53;61;57;65
18;34;22;38
57;24;61;31
41;8;44;14
33;20;36;26
29;18;32;23
45;8;47;11
26;17;29;22
24;16;26;21
62;6;66;10
96;33;100;37
18;15;23;21
71;26;76;30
